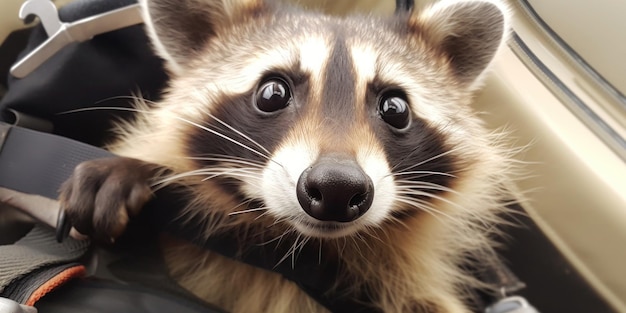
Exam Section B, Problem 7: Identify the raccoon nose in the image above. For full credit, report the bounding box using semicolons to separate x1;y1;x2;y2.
296;158;374;223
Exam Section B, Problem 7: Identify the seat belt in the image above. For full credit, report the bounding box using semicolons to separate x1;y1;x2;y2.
0;122;113;200
0;122;99;308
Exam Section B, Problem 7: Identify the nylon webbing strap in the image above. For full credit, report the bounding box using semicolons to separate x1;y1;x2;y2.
0;122;113;199
0;123;105;304
0;225;90;304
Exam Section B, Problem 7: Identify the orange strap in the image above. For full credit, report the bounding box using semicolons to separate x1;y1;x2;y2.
25;265;86;306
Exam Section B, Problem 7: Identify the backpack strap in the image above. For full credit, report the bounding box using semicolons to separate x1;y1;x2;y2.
0;225;90;306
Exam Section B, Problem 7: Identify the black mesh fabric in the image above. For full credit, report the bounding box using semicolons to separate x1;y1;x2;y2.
0;226;90;302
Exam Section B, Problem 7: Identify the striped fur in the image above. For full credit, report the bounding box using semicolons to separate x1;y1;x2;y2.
107;0;515;312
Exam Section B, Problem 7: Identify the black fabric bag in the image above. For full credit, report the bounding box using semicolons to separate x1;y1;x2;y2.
0;1;223;312
0;0;168;147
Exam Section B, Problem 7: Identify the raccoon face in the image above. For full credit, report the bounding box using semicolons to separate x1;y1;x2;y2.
141;0;508;239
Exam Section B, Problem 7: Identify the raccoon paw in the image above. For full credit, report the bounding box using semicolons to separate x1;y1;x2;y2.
57;157;157;243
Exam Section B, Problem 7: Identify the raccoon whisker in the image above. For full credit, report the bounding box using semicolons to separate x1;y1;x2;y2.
395;190;467;214
269;216;288;227
382;215;412;232
58;104;283;170
256;235;282;247
202;153;267;163
395;191;476;220
226;197;254;213
370;222;393;245
289;235;302;269
152;168;223;187
339;236;348;256
60;106;272;169
207;155;291;181
58;104;276;167
350;236;366;261
228;207;268;216
395;193;490;228
395;182;458;194
179;167;260;178
294;236;311;267
61;103;273;161
362;226;388;245
354;232;376;255
394;196;459;224
57;106;151;115
276;233;302;268
390;171;457;179
318;238;323;265
254;225;292;247
390;146;463;174
200;171;262;183
356;232;382;252
202;172;264;185
396;187;456;197
193;120;287;170
197;106;272;155
186;156;265;169
192;90;277;159
176;116;272;161
198;166;262;174
93;94;159;106
275;227;296;249
254;210;273;221
154;167;261;186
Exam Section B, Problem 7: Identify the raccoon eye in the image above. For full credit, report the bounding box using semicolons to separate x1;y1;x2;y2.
256;78;292;112
379;92;411;129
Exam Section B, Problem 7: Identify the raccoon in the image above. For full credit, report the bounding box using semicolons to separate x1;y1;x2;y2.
59;0;514;312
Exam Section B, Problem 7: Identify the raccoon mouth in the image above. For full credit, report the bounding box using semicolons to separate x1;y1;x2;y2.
294;220;358;238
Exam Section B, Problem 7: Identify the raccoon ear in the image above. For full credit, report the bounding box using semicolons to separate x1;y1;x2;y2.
140;0;264;74
410;0;509;86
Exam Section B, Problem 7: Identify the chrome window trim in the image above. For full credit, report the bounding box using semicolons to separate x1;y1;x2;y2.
515;0;626;109
510;0;626;161
509;33;626;161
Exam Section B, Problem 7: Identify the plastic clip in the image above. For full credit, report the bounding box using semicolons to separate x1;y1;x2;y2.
485;296;540;313
10;0;143;78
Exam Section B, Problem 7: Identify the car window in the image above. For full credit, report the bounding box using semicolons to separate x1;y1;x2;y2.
526;0;626;99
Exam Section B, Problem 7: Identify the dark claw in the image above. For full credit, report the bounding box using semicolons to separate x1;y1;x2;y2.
56;208;72;242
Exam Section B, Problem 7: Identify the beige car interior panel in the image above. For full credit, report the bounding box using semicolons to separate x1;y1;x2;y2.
1;0;625;312
0;1;30;44
495;1;626;311
0;0;72;44
476;48;626;312
509;0;626;162
296;0;394;15
526;0;626;98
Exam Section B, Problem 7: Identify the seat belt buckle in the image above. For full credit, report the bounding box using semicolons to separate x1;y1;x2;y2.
0;298;37;313
485;296;540;313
